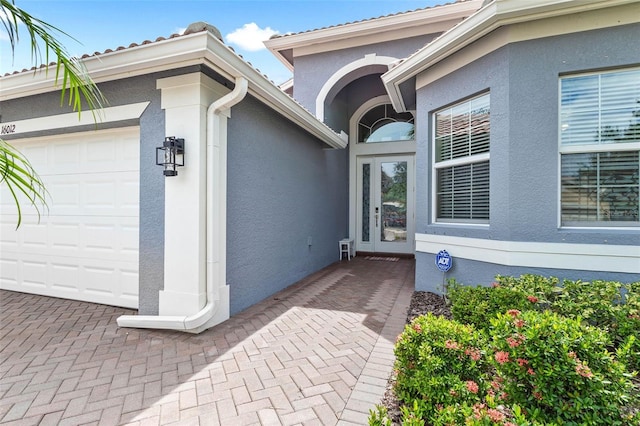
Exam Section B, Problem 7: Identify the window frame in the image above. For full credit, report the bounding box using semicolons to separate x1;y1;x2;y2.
558;67;640;229
431;92;491;225
357;103;415;144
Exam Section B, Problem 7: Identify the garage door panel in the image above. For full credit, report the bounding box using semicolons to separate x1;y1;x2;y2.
44;172;139;217
0;128;140;308
0;258;18;287
22;260;47;287
2;243;138;308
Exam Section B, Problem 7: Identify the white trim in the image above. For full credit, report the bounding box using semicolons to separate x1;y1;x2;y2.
559;142;640;154
0;102;149;136
1;30;346;150
264;1;482;69
117;73;246;333
348;95;416;253
383;0;639;111
316;54;398;121
416;233;640;274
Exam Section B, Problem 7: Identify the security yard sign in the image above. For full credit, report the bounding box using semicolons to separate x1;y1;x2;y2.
435;250;452;272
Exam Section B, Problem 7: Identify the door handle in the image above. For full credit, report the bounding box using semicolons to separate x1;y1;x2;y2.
375;213;378;227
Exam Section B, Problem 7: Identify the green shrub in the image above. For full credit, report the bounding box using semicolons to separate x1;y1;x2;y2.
447;280;536;332
394;314;489;423
432;402;541;426
368;405;392;426
495;274;560;306
540;278;639;373
490;309;634;425
551;279;623;327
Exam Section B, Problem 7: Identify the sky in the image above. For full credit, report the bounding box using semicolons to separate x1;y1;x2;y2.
1;0;448;85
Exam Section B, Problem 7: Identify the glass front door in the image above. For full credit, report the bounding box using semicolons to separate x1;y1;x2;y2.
356;156;414;254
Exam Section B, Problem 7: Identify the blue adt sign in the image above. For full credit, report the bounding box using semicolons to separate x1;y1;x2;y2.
435;250;452;272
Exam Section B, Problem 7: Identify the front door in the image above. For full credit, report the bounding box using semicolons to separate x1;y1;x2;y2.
356;155;414;254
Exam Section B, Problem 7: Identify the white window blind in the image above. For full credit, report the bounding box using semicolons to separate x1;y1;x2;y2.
560;68;640;226
434;93;490;223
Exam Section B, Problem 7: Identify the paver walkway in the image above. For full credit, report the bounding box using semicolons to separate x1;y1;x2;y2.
0;257;414;426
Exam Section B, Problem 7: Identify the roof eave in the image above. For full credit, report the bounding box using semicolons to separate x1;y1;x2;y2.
382;0;638;111
0;32;346;150
264;0;483;70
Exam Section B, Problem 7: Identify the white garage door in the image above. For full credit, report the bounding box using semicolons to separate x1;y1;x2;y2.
0;127;140;308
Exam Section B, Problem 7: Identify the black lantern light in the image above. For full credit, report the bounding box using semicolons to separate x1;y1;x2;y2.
156;136;184;176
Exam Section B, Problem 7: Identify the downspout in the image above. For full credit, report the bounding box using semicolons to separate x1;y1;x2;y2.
117;76;249;332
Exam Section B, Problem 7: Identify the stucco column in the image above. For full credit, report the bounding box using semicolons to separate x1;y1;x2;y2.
156;73;228;316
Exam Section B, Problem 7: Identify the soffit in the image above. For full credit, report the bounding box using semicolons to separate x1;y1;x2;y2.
264;0;483;69
0;28;347;149
382;0;640;112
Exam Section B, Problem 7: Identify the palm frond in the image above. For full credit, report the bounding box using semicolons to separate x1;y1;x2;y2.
1;0;108;228
0;0;106;118
0;140;48;228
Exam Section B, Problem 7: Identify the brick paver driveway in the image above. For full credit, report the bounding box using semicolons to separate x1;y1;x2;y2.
0;257;414;426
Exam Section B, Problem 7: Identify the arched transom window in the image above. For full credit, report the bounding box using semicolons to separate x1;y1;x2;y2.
358;104;414;143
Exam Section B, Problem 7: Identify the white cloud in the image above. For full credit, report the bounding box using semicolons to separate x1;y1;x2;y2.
226;23;278;52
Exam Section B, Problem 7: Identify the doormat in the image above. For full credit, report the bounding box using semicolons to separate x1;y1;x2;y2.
364;256;400;262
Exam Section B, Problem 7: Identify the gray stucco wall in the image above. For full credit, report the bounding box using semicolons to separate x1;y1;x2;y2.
293;35;438;115
415;24;640;291
226;95;348;315
1;67;200;315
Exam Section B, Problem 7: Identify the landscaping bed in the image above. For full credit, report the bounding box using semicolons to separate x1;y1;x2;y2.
374;276;640;426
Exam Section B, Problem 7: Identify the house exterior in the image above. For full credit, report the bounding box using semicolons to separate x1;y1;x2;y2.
0;23;348;333
1;0;638;333
380;0;640;291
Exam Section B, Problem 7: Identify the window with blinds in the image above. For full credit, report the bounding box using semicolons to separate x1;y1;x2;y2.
434;93;490;223
560;68;640;226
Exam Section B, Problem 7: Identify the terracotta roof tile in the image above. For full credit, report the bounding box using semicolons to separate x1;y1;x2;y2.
269;0;471;40
1;28;207;77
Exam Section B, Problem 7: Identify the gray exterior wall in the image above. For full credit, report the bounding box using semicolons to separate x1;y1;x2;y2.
293;35;438;116
415;24;640;292
1;68;201;315
226;95;348;315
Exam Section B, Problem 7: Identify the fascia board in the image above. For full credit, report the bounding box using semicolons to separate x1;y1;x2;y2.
383;0;638;104
0;33;214;101
264;0;482;67
0;31;346;150
203;37;347;149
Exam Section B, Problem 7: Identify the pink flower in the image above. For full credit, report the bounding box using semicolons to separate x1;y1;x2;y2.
472;403;486;420
507;337;521;348
495;351;510;364
528;367;536;376
533;391;542;400
445;340;461;350
491;282;500;288
568;351;577;359
412;323;422;333
449;389;458;397
576;363;594;378
487;409;505;422
517;358;529;366
507;309;521;317
514;319;525;328
465;380;479;394
465;347;482;361
527;295;539;303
